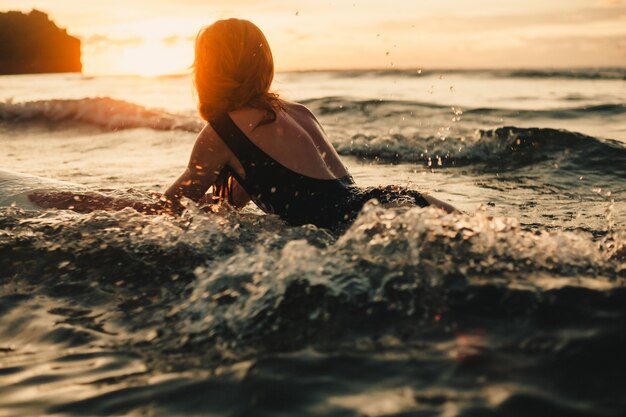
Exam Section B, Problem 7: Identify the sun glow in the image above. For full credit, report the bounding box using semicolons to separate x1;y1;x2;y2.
81;18;198;76
114;39;192;76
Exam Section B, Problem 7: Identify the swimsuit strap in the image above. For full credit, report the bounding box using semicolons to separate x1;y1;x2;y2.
209;113;274;171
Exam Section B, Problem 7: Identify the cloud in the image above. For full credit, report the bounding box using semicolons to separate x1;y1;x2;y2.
161;34;194;45
83;34;144;47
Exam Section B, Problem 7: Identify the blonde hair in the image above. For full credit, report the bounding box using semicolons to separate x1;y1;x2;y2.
193;19;280;121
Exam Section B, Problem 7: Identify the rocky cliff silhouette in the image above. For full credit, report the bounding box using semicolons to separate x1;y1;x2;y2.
0;9;81;75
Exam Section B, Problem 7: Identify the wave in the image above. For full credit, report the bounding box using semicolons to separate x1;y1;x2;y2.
336;126;626;174
290;68;626;80
303;96;626;119
2;97;624;175
465;103;626;119
1;202;623;353
302;96;449;116
0;97;202;132
503;68;626;81
1;195;625;415
2;97;623;135
181;203;623;342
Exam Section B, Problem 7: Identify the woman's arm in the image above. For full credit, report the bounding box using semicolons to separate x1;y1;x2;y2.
28;126;239;215
38;125;237;214
165;125;230;203
27;190;181;214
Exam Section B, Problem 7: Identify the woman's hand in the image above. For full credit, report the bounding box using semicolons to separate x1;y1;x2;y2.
28;191;185;215
28;191;116;213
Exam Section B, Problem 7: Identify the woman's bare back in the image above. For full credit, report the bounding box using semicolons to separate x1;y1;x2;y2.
228;101;349;180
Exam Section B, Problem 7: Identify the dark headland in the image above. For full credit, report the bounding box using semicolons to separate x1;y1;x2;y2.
0;9;81;75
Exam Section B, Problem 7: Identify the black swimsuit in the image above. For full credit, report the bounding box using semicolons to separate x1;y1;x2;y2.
210;113;429;229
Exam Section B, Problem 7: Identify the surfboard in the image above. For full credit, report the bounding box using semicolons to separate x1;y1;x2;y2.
0;170;83;210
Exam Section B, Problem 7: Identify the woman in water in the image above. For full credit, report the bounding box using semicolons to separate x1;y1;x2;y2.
30;19;455;229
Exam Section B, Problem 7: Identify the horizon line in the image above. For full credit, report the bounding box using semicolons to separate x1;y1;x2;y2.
93;65;626;78
1;66;625;79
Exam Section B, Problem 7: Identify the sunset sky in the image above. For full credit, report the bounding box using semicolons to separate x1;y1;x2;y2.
3;0;626;75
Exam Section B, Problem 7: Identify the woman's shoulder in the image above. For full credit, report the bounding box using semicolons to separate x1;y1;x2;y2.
281;100;313;114
279;100;321;126
226;100;318;131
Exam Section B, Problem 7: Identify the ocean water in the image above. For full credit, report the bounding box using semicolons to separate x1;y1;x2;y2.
0;69;625;416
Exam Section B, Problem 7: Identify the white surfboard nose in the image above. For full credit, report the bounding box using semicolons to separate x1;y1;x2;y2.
0;170;82;210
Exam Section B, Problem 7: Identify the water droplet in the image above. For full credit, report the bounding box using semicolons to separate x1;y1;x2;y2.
145;329;158;341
